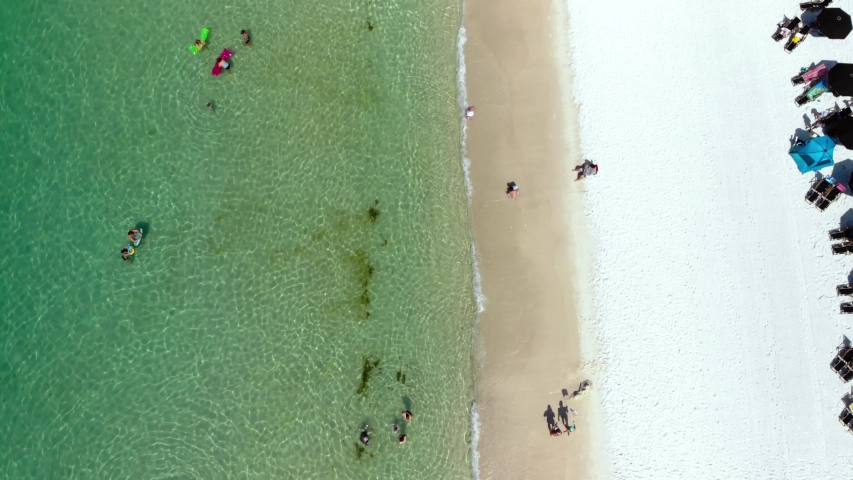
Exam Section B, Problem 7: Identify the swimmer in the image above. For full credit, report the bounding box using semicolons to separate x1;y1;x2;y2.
402;411;413;422
194;39;206;51
127;228;142;245
398;434;407;444
241;29;251;45
120;245;134;262
392;423;400;433
465;106;475;120
359;428;370;446
206;102;214;111
217;58;230;70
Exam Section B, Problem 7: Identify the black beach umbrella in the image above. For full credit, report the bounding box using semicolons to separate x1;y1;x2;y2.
817;8;853;39
829;63;853;96
826;116;853;149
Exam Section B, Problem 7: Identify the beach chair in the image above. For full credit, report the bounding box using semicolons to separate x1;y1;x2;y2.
842;347;853;362
837;284;853;295
840;302;853;313
842;366;853;382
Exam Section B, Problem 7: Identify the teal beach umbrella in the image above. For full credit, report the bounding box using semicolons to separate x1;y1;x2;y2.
789;136;836;173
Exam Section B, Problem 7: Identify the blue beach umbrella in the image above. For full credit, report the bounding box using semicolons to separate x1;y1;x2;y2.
789;136;836;173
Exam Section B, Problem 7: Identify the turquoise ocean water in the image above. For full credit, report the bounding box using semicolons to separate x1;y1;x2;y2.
0;0;477;477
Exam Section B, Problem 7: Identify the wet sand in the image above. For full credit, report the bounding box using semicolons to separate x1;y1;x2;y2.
464;0;595;478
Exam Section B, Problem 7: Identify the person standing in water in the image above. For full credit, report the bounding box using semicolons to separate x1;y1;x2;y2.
359;427;371;446
398;434;407;444
120;245;134;262
402;411;413;422
127;228;142;245
240;30;251;46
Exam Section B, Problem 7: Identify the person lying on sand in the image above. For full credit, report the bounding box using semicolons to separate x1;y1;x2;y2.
574;160;598;182
506;181;519;199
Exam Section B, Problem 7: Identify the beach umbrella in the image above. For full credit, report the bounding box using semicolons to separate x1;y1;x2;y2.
816;8;853;39
789;136;836;173
828;63;853;96
826;116;853;149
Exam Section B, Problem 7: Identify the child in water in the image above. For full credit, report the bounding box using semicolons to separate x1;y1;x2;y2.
121;245;134;262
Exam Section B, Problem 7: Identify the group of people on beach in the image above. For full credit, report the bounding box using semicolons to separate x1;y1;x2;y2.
546;401;577;437
360;410;413;446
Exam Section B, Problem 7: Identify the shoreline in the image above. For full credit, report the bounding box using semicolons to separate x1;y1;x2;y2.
462;0;602;477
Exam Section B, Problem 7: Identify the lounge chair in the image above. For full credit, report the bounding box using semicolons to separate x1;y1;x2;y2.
837;284;853;295
806;178;830;204
840;302;853;313
805;187;821;204
832;243;849;255
842;406;853;421
842;366;853;382
842;347;853;362
773;17;801;41
829;227;853;240
785;25;811;53
801;0;832;10
816;187;840;211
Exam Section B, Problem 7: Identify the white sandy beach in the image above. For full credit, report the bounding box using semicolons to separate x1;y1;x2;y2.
566;0;853;478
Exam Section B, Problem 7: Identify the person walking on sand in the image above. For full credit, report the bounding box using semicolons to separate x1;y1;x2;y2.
549;424;563;437
465;106;475;120
574;160;598;182
506;181;519;199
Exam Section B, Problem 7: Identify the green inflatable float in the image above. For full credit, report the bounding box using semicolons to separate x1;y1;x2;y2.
188;28;210;54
